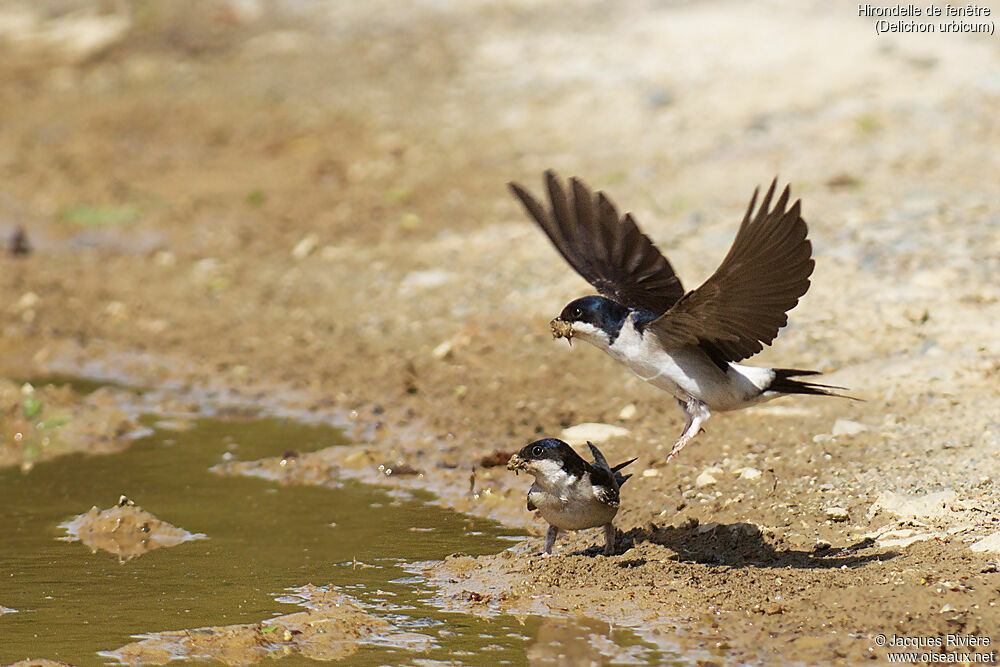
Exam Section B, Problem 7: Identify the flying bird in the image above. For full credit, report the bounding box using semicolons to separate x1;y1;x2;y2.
509;170;847;461
507;438;635;556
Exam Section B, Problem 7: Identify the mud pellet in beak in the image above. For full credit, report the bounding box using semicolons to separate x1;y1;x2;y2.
550;318;574;342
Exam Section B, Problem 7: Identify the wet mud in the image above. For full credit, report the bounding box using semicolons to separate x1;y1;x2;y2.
59;496;206;563
2;0;1000;664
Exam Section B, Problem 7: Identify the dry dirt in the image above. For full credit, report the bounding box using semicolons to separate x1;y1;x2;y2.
2;0;1000;664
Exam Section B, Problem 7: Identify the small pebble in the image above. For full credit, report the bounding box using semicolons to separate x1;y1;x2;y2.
560;422;630;445
832;419;868;436
695;470;718;488
291;233;319;259
825;506;850;522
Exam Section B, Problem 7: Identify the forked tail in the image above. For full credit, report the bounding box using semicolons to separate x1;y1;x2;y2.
769;368;858;400
612;457;637;487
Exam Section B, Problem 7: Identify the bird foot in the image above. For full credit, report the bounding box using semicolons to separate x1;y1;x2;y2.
665;435;694;461
603;523;616;556
666;409;708;461
543;524;559;556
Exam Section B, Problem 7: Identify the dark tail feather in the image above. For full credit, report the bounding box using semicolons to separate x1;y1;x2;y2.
769;368;859;401
612;457;637;487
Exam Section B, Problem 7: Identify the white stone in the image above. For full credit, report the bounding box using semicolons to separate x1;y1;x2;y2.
42;13;130;63
969;532;1000;554
832;419;868;436
15;292;39;310
617;404;638;421
695;470;718;488
291;233;319;260
401;270;452;290
873;528;939;549
736;467;762;481
641;468;659;478
154;251;176;267
431;340;453;360
560;423;630;445
870;490;958;520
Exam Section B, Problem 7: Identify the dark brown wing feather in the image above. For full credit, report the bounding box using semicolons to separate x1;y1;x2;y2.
649;179;814;363
509;170;685;315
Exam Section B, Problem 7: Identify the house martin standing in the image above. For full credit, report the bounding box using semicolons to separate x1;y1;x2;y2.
509;171;848;461
508;438;635;556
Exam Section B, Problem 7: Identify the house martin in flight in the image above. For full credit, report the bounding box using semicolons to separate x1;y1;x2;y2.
509;171;848;461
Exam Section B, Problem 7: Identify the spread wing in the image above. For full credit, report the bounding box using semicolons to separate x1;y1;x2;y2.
648;179;814;363
509;170;685;315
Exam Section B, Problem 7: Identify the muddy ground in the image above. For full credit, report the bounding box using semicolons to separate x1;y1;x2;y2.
2;0;1000;664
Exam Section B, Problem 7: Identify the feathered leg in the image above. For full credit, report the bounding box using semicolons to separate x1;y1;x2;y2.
543;524;559;556
603;523;616;556
667;399;710;461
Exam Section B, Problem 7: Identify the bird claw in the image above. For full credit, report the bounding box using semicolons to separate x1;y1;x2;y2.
665;437;691;462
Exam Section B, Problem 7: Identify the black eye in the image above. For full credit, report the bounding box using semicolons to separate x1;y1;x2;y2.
531;445;543;457
572;307;582;318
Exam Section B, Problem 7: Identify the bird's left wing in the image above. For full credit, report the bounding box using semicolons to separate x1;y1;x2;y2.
509;170;686;315
648;179;814;363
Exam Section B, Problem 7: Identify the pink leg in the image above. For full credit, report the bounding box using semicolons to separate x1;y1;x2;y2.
543;524;559;556
603;524;616;556
666;399;710;461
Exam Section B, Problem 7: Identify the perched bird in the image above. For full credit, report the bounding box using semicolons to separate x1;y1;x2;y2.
507;438;635;556
509;171;848;461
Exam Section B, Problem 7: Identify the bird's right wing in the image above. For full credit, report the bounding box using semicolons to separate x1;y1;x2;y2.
509;170;686;316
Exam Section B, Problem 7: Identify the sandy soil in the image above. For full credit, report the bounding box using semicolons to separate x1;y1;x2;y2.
2;0;1000;664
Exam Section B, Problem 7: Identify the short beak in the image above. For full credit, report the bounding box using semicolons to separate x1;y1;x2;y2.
507;453;525;473
550;318;574;345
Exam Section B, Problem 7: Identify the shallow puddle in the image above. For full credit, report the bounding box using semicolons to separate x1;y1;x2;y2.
0;383;672;665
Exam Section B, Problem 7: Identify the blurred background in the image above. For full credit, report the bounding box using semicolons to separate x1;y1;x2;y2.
1;1;1000;662
2;0;997;459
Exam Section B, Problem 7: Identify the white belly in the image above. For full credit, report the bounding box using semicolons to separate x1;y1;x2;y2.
528;481;617;531
599;318;776;411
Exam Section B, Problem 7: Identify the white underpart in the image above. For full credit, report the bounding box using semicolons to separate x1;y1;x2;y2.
525;458;618;531
570;316;779;412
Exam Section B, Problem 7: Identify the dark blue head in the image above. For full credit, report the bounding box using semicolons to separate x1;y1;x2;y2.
555;295;629;344
508;438;588;478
